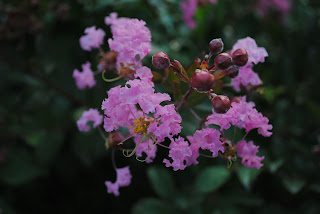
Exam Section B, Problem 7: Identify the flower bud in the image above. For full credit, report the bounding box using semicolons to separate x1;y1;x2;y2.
214;53;232;70
230;97;241;103
226;65;239;78
152;52;170;70
190;69;215;92
209;38;224;55
231;48;248;66
107;133;123;149
212;95;231;113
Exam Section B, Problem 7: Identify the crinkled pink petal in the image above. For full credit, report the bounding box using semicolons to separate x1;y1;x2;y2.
105;166;132;196
134;136;157;163
79;26;105;51
76;108;103;132
73;62;96;89
235;140;264;169
163;137;192;171
231;66;262;92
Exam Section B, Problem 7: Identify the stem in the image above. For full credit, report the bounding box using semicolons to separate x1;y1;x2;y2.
199;153;215;159
169;64;189;82
97;126;107;141
208;64;216;71
102;70;121;82
185;105;202;121
241;130;250;141
111;149;117;169
176;88;193;111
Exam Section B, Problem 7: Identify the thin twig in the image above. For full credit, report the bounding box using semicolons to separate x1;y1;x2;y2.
176;88;193;111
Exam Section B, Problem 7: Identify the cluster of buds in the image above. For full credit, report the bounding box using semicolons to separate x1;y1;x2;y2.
152;38;249;114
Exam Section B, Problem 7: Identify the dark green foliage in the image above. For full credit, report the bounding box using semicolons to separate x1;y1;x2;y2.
1;0;320;213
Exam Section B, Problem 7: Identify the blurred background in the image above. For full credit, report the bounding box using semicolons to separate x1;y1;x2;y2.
1;0;320;213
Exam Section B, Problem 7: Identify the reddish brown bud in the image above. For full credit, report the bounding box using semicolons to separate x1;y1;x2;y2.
152;52;170;70
212;95;231;113
214;53;232;70
230;97;241;103
190;69;215;92
209;38;224;55
231;48;248;66
226;65;239;78
107;133;123;149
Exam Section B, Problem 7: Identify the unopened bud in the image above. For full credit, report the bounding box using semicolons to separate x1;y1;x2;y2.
226;65;239;78
214;53;232;70
231;48;248;66
152;52;170;70
107;133;123;149
190;69;215;92
209;38;224;55
230;97;241;103
212;95;231;113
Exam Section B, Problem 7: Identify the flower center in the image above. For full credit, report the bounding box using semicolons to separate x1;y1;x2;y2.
131;117;150;135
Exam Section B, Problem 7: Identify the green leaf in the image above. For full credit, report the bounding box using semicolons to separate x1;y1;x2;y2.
0;148;45;185
147;167;177;199
132;198;175;214
187;60;200;78
282;177;305;194
195;166;231;193
236;167;260;190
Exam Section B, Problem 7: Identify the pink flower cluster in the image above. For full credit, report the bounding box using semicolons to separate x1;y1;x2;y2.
164;128;224;171
206;97;272;137
73;62;96;89
79;26;105;51
105;166;132;196
230;37;268;91
181;0;217;29
77;108;103;132
105;13;152;67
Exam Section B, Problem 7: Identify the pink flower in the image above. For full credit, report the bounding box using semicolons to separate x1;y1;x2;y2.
79;26;105;51
77;108;103;132
257;0;291;17
232;37;268;66
235;140;264;169
73;62;96;89
134;136;157;163
231;66;262;92
163;137;193;171
105;13;152;67
105;166;132;196
181;0;198;29
206;97;272;137
101;77;181;144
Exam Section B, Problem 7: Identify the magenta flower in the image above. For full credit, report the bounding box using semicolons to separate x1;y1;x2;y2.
105;12;152;67
101;73;182;143
181;0;198;29
232;37;268;66
163;137;193;171
231;66;262;92
235;140;264;169
73;62;96;89
79;26;105;51
77;108;103;132
105;166;132;196
257;0;291;17
134;136;157;163
206;97;273;137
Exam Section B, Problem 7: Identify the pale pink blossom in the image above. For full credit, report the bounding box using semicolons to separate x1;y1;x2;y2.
79;26;105;51
105;13;152;67
235;140;264;169
231;66;262;92
206;97;272;137
77;108;103;132
73;62;96;89
105;166;132;196
134;136;157;163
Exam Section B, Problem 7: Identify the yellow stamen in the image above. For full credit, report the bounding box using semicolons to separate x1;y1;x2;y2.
131;117;150;135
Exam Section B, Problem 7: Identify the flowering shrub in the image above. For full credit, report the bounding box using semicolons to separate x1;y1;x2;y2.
73;12;273;197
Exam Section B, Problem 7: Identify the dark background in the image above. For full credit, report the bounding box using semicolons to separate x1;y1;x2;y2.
1;0;320;213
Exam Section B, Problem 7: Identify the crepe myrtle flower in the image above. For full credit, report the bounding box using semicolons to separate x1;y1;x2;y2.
206;97;272;137
101;67;182;159
77;109;103;132
235;140;264;169
79;26;105;51
105;166;132;196
73;62;96;89
105;12;152;68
